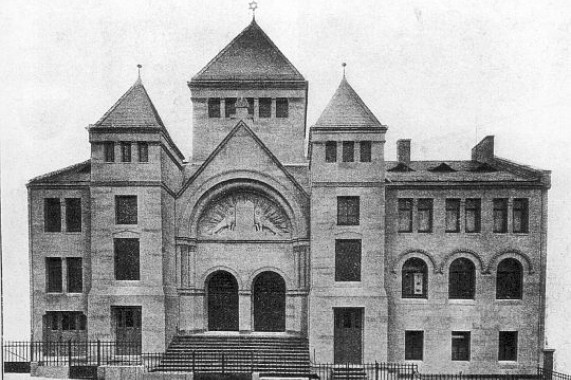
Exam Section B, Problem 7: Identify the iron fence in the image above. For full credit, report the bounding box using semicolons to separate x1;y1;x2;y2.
310;362;418;380
143;350;256;373
538;368;571;380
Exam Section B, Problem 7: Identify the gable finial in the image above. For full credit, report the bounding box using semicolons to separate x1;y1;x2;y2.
249;0;258;20
136;64;143;85
342;62;347;78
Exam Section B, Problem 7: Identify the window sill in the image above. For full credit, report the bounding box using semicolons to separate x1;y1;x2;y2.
496;299;523;304
448;299;476;305
401;298;428;304
334;281;362;287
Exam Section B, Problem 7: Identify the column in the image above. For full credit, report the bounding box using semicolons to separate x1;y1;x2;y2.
271;98;276;118
239;290;252;332
220;98;226;120
285;293;298;333
254;98;259;123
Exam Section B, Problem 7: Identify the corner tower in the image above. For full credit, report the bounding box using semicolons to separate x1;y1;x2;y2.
308;72;388;363
188;19;308;164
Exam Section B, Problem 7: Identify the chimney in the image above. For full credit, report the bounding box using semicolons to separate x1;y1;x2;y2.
471;135;494;163
397;139;411;166
235;97;250;119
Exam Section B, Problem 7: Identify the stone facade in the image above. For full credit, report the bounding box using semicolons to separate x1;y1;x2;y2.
28;18;550;373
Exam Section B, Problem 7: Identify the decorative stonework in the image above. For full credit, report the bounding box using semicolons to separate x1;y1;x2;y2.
198;192;291;239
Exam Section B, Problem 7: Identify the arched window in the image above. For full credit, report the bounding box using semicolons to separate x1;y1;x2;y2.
496;258;523;299
449;258;476;299
402;258;428;298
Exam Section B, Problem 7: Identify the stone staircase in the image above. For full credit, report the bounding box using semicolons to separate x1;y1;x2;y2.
151;335;311;375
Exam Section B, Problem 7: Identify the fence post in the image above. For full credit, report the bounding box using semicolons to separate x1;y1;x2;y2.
347;362;349;380
192;351;196;373
68;340;72;367
375;361;379;380
97;340;101;366
222;351;226;374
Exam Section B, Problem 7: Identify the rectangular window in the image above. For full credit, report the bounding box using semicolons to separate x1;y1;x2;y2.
104;142;115;162
325;141;337;163
417;199;433;233
120;142;131;163
225;98;237;118
493;198;508;233
335;240;361;282
513;198;529;233
405;331;424;361
46;258;62;293
114;238;140;281
445;199;461;233
65;198;81;232
465;198;481;233
259;98;272;118
360;141;372;162
498;331;518;361
138;142;149;162
247;97;255;116
451;331;471;361
337;196;360;226
67;258;83;293
208;98;221;118
276;98;289;118
115;195;138;225
342;141;354;162
44;198;61;232
398;199;413;232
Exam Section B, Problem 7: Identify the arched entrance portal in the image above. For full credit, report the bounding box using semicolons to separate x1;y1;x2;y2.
207;271;239;331
253;271;286;332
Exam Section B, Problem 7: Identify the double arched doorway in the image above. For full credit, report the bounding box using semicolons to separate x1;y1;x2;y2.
206;270;286;332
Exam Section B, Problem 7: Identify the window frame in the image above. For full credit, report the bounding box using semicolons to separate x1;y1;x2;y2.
259;98;272;118
496;258;523;300
451;331;471;361
359;141;372;162
513;198;529;233
208;98;221;118
44;198;61;232
334;239;362;282
402;258;428;299
120;142;131;163
417;199;433;233
104;142;115;162
498;331;518;362
138;142;149;163
448;258;476;299
342;141;355;162
114;238;140;281
46;257;63;293
325;141;337;163
493;198;508;233
398;198;413;233
67;257;83;293
115;195;138;225
337;196;360;226
276;98;289;118
465;198;481;233
405;330;424;361
65;198;82;233
445;199;461;233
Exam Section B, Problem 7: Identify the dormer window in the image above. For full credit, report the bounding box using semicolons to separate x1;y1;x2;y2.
120;142;131;163
276;98;288;118
208;98;221;118
259;98;271;118
342;141;354;162
225;98;237;118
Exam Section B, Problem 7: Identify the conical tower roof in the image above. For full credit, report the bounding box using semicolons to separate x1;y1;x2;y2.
95;76;165;127
191;19;305;83
314;76;383;128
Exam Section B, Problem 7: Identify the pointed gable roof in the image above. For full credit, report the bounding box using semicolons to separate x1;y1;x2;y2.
314;76;384;129
191;19;305;83
94;77;165;127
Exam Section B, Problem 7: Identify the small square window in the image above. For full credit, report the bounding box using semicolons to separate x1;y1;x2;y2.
259;98;272;118
208;98;221;118
337;196;360;226
120;142;131;163
104;142;115;162
398;199;413;233
451;331;471;361
342;141;354;162
445;199;461;233
405;331;424;360
498;331;518;361
276;98;288;118
513;198;529;233
360;141;371;162
325;141;337;163
138;142;148;163
115;196;138;224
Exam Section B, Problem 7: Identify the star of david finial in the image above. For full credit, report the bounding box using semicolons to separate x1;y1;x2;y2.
342;62;347;78
249;0;258;19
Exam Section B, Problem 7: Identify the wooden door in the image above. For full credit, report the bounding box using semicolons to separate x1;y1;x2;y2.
112;307;142;355
334;308;363;364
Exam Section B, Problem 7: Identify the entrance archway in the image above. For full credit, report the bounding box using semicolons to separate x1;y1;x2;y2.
253;271;286;332
207;271;239;331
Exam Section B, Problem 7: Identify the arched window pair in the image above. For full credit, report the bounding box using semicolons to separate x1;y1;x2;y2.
402;257;523;300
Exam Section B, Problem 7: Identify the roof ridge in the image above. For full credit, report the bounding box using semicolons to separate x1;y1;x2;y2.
28;160;91;184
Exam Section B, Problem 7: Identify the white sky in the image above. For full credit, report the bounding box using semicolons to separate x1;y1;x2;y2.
2;0;571;372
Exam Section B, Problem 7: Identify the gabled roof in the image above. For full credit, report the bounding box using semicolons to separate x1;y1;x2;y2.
314;76;384;128
28;160;91;185
94;78;165;127
191;19;305;83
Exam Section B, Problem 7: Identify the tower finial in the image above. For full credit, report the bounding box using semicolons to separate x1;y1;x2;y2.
342;62;347;78
136;64;143;85
249;0;258;20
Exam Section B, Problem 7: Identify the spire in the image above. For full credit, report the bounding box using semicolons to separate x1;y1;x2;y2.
135;64;143;86
314;73;384;129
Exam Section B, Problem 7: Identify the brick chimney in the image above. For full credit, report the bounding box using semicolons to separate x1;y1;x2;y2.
397;139;411;166
471;135;494;163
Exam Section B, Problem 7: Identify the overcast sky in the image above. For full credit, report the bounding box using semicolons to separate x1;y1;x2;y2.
2;0;571;372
